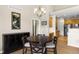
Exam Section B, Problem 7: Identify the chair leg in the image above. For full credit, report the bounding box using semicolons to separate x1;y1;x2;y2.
54;48;57;54
22;48;28;54
55;51;57;54
45;48;47;54
31;48;33;54
23;48;25;54
42;48;44;54
25;48;27;53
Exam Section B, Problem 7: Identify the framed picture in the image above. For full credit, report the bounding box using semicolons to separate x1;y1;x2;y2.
11;12;21;29
41;21;47;25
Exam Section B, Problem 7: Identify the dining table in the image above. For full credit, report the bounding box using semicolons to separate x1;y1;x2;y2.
27;36;53;43
27;35;53;54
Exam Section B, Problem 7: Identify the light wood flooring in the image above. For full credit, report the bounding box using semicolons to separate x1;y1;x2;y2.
57;36;79;54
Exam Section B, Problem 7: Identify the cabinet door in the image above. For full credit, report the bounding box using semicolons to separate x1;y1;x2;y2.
3;33;30;54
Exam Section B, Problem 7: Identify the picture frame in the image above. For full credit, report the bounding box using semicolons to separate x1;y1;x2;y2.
41;21;47;26
11;12;21;29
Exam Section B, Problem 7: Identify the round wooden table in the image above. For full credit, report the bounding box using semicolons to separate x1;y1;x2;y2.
27;36;53;43
27;36;53;54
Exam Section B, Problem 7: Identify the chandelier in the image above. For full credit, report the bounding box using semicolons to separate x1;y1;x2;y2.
34;6;46;17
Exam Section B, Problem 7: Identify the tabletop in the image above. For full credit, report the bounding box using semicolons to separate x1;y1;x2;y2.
27;36;53;43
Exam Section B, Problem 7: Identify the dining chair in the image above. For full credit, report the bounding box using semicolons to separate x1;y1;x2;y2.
30;35;46;54
46;33;57;54
21;35;30;54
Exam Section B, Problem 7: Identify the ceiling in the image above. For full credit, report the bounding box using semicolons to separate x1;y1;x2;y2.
52;5;76;11
51;5;79;19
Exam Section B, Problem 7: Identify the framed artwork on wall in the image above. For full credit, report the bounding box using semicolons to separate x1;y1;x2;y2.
41;21;47;26
11;12;21;29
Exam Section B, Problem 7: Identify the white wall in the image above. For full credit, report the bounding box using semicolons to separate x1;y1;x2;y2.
68;28;79;48
0;5;34;34
40;6;53;36
33;5;52;36
58;18;64;36
0;5;52;53
0;5;36;53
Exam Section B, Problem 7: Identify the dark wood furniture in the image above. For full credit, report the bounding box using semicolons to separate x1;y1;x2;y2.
3;32;30;54
54;36;57;54
30;41;46;54
46;35;57;54
27;36;52;54
21;35;30;54
28;36;46;54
